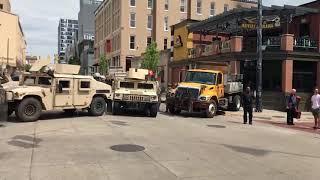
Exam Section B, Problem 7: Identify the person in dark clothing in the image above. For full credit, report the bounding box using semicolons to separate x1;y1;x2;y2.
286;89;297;125
242;87;254;125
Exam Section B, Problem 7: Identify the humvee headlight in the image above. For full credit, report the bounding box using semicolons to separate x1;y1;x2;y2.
114;93;123;99
151;96;158;101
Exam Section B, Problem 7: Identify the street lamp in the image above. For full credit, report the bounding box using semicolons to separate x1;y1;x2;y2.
255;0;263;112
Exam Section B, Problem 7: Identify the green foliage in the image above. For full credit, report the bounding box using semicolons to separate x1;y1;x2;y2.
24;64;32;72
99;54;109;75
141;41;160;72
68;56;80;65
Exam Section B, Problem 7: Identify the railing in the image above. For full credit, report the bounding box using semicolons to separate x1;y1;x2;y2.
294;38;318;49
263;36;281;47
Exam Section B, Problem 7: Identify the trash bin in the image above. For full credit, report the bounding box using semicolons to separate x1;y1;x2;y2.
0;86;8;121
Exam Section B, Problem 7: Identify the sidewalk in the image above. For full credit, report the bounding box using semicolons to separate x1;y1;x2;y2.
226;109;320;135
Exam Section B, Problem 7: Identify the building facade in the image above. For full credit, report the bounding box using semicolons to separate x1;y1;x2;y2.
0;0;26;70
78;0;102;75
0;0;11;12
94;0;257;75
57;18;78;63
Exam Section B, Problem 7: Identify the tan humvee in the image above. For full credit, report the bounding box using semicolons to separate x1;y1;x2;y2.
6;60;112;122
112;68;159;117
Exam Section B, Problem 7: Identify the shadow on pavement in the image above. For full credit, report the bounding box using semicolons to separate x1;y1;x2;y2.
110;121;129;126
207;125;226;128
7;135;42;149
110;144;145;152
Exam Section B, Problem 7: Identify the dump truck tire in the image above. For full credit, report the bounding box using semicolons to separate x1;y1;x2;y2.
230;95;241;111
205;101;217;118
89;97;106;116
16;97;42;122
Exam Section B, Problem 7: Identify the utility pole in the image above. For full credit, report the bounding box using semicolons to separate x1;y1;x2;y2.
255;0;263;112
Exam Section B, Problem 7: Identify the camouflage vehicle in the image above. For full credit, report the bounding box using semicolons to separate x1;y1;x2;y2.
5;60;112;122
112;68;159;117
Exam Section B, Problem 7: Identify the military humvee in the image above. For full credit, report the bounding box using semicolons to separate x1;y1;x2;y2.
5;60;112;122
112;68;159;117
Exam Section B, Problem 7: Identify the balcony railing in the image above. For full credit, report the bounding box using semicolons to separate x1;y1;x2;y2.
294;38;318;49
263;36;281;47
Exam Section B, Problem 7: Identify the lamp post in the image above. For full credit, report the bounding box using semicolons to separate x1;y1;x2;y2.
255;0;263;112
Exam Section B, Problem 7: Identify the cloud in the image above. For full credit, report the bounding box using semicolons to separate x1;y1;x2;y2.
11;0;79;57
10;0;315;58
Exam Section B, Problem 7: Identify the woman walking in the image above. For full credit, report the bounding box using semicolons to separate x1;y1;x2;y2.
311;88;320;129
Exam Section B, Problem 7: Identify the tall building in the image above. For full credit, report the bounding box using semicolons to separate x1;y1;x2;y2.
0;0;11;12
94;0;257;74
57;18;78;63
78;0;102;75
0;0;26;70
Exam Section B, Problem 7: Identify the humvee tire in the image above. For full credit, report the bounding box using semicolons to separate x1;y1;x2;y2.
112;101;120;115
89;96;106;116
205;100;217;118
16;97;42;122
149;104;158;117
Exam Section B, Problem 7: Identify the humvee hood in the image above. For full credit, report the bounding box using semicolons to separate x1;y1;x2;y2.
9;86;47;94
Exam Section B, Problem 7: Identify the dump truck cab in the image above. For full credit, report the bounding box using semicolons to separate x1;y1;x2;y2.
6;60;112;122
112;68;160;117
166;69;243;118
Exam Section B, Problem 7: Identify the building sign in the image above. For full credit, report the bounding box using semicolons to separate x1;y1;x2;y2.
174;35;183;48
84;33;95;41
220;40;231;53
240;16;281;29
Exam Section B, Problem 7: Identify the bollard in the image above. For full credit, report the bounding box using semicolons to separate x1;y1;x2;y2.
0;86;8;121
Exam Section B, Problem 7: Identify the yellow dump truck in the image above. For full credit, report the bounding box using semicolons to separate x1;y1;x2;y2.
166;69;243;118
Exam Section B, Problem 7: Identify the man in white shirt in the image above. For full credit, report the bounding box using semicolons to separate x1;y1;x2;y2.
311;88;320;129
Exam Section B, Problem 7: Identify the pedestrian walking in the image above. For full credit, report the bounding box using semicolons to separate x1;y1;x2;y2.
286;89;297;125
242;87;254;125
311;88;320;129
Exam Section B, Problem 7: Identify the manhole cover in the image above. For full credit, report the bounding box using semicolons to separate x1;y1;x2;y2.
110;144;145;152
207;125;226;128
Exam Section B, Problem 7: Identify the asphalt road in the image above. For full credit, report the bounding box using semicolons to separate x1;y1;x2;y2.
0;106;319;180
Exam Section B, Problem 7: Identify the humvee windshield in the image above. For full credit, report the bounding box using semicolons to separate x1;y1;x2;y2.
22;75;52;86
138;83;154;89
185;71;217;85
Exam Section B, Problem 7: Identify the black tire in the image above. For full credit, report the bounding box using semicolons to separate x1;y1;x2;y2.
89;96;106;116
168;105;181;115
230;95;241;111
205;101;217;118
112;101;120;115
16;97;42;122
149;104;158;117
63;109;76;115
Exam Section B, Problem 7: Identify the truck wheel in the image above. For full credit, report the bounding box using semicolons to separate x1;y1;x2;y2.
230;95;241;111
112;101;120;115
149;104;158;117
168;105;180;115
16;98;42;122
205;101;217;118
89;96;106;116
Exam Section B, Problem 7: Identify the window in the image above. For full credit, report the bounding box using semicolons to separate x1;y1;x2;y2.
130;35;135;50
138;83;154;89
23;76;36;85
164;0;169;10
130;13;136;28
0;4;3;10
38;77;52;85
148;0;153;9
130;0;135;7
80;81;90;89
59;80;70;89
217;73;223;84
180;0;186;12
224;4;229;12
164;38;168;50
147;37;152;46
210;2;215;16
147;15;152;29
196;0;202;14
164;16;168;31
120;82;134;88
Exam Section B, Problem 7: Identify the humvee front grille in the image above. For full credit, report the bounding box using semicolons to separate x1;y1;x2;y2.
123;95;150;102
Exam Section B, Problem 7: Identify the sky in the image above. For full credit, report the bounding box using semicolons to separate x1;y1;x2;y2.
10;0;315;58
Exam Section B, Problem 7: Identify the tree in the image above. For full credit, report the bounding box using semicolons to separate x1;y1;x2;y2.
68;56;80;65
141;41;160;73
99;54;109;75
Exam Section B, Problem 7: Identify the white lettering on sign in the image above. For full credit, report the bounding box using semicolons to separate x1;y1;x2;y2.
84;34;95;41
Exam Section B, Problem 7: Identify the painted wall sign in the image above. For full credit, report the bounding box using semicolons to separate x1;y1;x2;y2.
240;16;281;29
174;35;183;48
